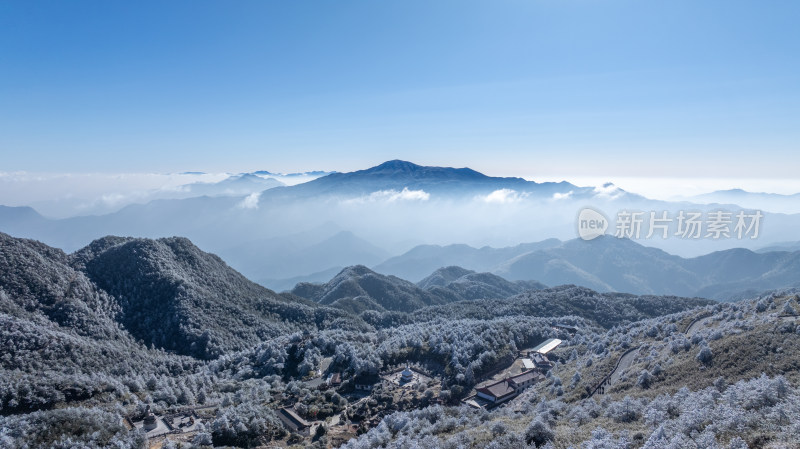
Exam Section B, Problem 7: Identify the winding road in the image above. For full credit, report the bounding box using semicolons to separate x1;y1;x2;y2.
686;316;712;336
607;347;639;386
590;313;717;397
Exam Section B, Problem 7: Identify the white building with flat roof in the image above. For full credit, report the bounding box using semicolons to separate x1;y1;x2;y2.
531;338;562;355
521;358;535;370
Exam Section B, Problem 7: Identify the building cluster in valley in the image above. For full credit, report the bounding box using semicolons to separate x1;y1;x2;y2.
127;404;209;441
127;338;564;445
466;338;562;408
278;406;312;436
323;363;438;393
475;369;542;404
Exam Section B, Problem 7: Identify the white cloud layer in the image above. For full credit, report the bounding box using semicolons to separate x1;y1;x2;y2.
238;192;262;209
481;189;527;204
0;170;327;218
553;191;573;200
344;188;430;204
592;182;623;200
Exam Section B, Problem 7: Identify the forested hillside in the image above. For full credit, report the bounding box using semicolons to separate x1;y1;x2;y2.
72;235;357;358
291;265;457;313
342;291;800;449
418;266;547;301
2;232;791;449
0;233;204;416
355;285;715;330
291;265;548;314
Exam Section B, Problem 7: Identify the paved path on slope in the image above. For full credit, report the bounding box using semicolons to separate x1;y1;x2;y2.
607;347;640;386
686;316;712;336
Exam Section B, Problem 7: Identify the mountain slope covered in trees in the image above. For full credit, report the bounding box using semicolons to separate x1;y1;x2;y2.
342;291;800;449
0;233;205;415
74;236;331;358
290;265;456;313
374;239;562;282
3;230;796;449
291;265;548;314
1;232;359;360
365;285;715;330
417;266;546;301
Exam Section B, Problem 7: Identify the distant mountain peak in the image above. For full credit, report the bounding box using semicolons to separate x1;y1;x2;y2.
254;169;334;177
417;266;476;289
336;264;375;277
233;173;266;180
0;205;45;220
292;264;452;313
360;160;487;179
369;160;422;172
253;160;594;203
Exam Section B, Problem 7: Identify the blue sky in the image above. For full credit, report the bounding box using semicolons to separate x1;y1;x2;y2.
1;0;799;178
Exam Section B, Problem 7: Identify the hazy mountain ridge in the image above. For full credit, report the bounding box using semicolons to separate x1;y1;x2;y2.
0;171;298;219
691;188;800;214
257;160;595;202
382;236;800;300
418;266;547;301
182;173;284;197
757;241;800;253
290;264;550;314
374;239;563;282
220;228;391;287
2;161;799;285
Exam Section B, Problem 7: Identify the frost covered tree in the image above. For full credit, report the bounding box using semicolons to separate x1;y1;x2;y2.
697;346;713;365
570;371;581;389
525;417;554;447
637;370;653;389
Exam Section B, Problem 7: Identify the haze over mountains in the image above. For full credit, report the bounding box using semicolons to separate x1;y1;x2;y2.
180;173;284;197
374;236;800;300
220;228;391;284
373;239;563;282
0;170;332;218
4;168;795;440
690;188;800;214
1;160;799;302
253;160;600;201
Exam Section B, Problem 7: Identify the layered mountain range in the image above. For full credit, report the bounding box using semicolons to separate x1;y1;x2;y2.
375;236;800;300
1;160;799;302
0;230;719;446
